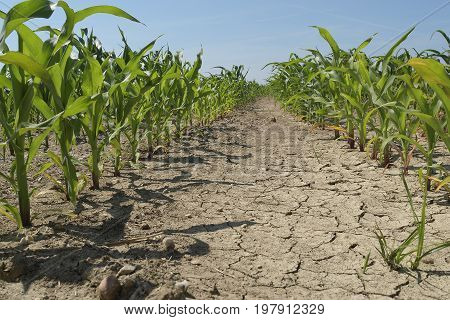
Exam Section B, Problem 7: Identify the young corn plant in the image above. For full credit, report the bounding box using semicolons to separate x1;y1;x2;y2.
0;0;141;227
386;58;450;188
268;26;449;271
0;1;263;230
375;170;450;270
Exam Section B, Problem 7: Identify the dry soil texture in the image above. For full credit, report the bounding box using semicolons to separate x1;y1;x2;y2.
0;98;449;300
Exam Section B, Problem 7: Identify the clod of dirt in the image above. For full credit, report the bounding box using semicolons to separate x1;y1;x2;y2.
271;117;277;123
190;259;201;266
130;281;153;300
97;275;122;300
174;280;189;293
19;235;33;246
162;237;175;252
149;282;189;300
120;278;137;300
0;256;27;282
423;259;435;265
117;265;137;277
35;226;54;238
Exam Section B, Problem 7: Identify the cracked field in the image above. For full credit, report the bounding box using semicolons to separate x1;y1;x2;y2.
1;98;449;299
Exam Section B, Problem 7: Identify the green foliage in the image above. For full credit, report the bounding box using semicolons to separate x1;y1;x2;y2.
375;172;450;270
267;27;450;270
0;0;264;229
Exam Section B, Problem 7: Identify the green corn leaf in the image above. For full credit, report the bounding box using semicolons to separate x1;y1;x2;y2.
47;150;63;170
33;162;54;179
408;58;450;88
435;176;450;192
82;55;104;96
0;170;16;189
408;58;450;98
52;1;75;54
15;24;48;65
0;201;22;229
381;28;415;76
0;74;11;89
431;30;450;47
421;241;450;259
340;93;359;108
0;0;55;48
123;38;160;75
74;5;141;24
408;111;450;151
33;96;55;120
63;96;93;118
0;52;51;83
312;26;340;62
34;25;61;35
17;113;61;136
355;35;375;54
362;106;383;138
43;172;65;194
26;126;53;169
380;133;428;159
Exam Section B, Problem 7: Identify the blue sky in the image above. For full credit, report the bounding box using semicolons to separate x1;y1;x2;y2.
0;0;449;82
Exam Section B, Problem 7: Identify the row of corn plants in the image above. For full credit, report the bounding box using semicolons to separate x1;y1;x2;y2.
267;27;449;270
0;0;263;229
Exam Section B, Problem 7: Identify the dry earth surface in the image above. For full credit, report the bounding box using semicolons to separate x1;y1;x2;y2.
0;97;449;300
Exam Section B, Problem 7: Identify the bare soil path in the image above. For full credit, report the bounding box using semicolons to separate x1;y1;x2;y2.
1;98;449;299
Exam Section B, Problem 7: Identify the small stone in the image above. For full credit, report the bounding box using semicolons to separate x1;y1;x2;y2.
38;226;54;237
137;203;147;209
174;280;189;293
271;117;277;123
241;224;248;229
218;208;224;213
97;275;121;300
163;237;175;252
117;265;137;277
190;259;201;266
19;235;33;246
141;224;150;230
185;214;192;219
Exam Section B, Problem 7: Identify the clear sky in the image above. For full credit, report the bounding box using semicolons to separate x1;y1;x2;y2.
0;0;449;82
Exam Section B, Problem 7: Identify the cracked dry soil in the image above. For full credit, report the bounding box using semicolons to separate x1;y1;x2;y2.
1;97;449;300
